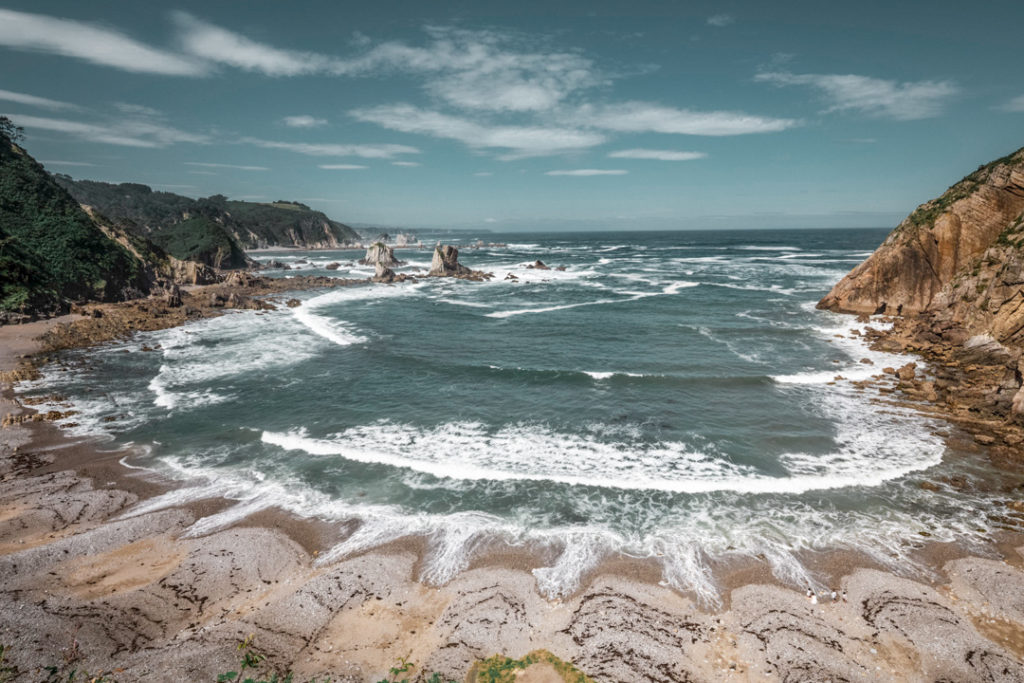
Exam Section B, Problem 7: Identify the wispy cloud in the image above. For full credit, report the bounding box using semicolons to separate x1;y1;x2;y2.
350;104;605;159
573;102;799;135
999;95;1024;112
392;161;421;167
173;12;330;76
318;164;368;170
39;160;95;167
242;137;419;159
174;18;602;113
185;162;269;171
755;71;958;120
0;9;205;76
283;115;328;128
0;88;76;110
608;148;707;161
114;102;162;117
4;113;208;147
707;14;734;27
474;171;493;176
546;169;628;176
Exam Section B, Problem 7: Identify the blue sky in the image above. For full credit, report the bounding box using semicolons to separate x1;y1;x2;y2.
0;0;1021;230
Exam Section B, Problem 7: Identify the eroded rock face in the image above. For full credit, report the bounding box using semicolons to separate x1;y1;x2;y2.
819;148;1024;316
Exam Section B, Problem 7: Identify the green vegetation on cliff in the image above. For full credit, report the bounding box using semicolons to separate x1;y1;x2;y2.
54;177;361;253
0;122;148;316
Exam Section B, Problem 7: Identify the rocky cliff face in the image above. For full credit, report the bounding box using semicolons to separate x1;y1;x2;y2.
819;148;1024;316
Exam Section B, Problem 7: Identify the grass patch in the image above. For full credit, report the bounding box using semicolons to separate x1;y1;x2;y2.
467;650;594;683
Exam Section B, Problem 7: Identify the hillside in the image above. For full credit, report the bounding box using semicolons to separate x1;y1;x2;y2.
0;129;149;319
818;147;1024;316
54;178;361;252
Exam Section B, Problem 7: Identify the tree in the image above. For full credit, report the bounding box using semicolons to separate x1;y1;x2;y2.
0;116;24;144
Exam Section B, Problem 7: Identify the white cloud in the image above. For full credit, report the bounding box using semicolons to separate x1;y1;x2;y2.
0;88;76;110
0;9;204;76
546;169;628;176
484;217;497;223
185;162;268;171
608;148;707;161
318;164;368;170
350;104;605;158
5;113;208;147
755;71;958;120
283;115;328;128
174;12;331;76
392;161;421;166
39;160;95;167
173;18;601;113
1000;95;1024;112
707;14;734;27
242;137;419;159
573;102;799;136
114;102;162;117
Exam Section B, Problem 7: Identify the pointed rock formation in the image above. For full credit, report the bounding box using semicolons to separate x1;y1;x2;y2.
428;244;493;281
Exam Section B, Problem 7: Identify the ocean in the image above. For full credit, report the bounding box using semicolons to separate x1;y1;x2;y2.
21;228;1018;605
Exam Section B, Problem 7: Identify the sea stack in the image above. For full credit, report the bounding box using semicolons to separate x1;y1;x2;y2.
429;244;471;276
360;242;399;267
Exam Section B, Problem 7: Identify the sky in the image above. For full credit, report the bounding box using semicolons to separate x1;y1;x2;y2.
0;0;1022;231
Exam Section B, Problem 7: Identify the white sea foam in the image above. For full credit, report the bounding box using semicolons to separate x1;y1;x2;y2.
260;407;942;496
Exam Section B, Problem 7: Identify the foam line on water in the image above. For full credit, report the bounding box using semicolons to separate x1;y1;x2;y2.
261;413;942;495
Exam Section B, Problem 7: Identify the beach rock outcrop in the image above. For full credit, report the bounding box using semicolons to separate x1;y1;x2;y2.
428;245;493;281
819;147;1024;316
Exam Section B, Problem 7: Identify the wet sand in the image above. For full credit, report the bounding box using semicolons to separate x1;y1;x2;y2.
3;314;1024;681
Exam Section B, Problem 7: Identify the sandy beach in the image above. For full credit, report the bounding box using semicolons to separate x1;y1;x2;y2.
1;295;1024;682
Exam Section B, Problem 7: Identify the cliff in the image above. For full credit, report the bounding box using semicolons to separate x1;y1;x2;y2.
0;135;152;319
818;147;1024;316
53;178;360;251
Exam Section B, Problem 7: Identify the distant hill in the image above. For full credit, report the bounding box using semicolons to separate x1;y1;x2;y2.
53;178;362;254
0;130;152;318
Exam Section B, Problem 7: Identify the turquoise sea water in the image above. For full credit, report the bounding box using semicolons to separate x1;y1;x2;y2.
23;229;1023;604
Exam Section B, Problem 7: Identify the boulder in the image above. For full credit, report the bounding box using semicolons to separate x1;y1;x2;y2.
897;363;917;381
527;260;549;270
962;334;1014;365
325;262;341;270
286;298;302;308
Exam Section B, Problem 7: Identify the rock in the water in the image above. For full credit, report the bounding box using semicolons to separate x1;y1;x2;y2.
430;245;470;276
527;260;549;270
360;242;400;267
325;262;341;270
428;245;493;281
286;298;302;308
372;262;397;283
896;362;917;381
